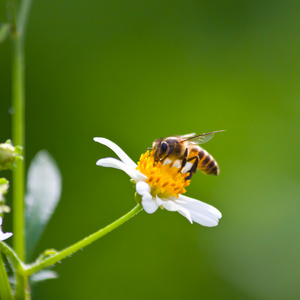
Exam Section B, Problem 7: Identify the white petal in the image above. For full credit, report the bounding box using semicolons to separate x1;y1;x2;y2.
177;194;222;218
96;158;146;181
176;195;221;227
158;197;193;223
176;207;193;224
156;196;177;211
142;196;159;214
0;232;13;241
136;182;155;212
94;137;137;169
177;200;221;221
136;181;151;195
189;210;220;227
0;217;13;241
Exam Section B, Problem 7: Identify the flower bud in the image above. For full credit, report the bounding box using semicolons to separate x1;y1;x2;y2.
0;140;22;171
0;178;10;213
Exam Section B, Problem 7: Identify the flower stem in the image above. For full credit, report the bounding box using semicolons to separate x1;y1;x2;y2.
0;241;27;299
12;35;26;261
17;0;33;38
6;0;32;297
25;204;144;276
0;251;14;300
0;241;25;274
15;273;29;300
7;0;32;263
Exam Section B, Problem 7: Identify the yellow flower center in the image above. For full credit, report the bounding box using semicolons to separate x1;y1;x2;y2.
136;151;190;198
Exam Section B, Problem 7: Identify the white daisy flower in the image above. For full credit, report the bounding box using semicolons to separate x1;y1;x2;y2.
0;217;13;241
94;137;222;227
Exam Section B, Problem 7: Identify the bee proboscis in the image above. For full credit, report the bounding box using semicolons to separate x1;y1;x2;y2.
152;130;224;180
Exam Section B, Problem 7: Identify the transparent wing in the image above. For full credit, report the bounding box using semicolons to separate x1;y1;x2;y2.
180;133;196;139
184;130;225;144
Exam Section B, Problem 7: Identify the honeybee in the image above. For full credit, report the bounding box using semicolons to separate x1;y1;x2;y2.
152;131;224;180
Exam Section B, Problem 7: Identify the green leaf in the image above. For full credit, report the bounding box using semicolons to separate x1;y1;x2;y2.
25;151;62;260
29;270;58;285
0;23;10;44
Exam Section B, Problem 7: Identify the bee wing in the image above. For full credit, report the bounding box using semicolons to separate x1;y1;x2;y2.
184;130;225;144
180;133;196;139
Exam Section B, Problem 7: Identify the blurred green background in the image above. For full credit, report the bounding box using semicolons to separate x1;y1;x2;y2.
1;0;300;299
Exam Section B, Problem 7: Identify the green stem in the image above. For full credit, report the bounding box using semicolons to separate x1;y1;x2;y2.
0;241;25;273
25;204;143;276
0;241;27;299
15;273;29;300
17;0;33;39
0;251;14;300
6;0;32;297
12;36;26;261
7;0;32;263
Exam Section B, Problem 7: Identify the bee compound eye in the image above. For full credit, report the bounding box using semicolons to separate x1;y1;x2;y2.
161;142;168;154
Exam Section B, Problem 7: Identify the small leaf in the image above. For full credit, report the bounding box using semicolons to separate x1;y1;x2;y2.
0;23;10;44
29;270;58;285
26;150;62;260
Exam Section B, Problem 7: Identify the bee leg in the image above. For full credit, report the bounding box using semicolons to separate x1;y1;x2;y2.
178;148;188;172
183;153;198;177
160;153;169;163
185;157;199;180
178;158;186;172
187;156;198;162
147;147;153;151
153;149;158;166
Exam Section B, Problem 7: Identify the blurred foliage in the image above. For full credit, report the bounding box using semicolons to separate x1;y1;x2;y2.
26;150;62;260
1;0;300;299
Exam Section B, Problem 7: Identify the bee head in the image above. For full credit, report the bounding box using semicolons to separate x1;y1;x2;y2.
152;139;170;163
159;141;169;155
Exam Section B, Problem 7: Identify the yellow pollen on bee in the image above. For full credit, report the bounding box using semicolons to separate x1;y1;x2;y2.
136;151;191;198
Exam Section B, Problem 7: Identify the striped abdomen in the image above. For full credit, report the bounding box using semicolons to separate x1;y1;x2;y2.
188;146;219;175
